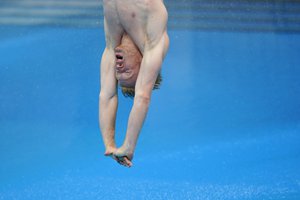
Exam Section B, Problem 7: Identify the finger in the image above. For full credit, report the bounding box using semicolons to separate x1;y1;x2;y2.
111;155;119;162
116;156;131;167
117;159;127;167
123;157;133;167
115;156;125;165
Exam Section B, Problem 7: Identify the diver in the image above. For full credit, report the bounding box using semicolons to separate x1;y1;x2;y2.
99;0;169;167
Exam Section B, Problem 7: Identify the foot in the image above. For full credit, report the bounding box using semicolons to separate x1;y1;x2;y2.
114;146;134;168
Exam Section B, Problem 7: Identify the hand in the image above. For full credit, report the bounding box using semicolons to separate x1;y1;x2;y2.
114;146;134;167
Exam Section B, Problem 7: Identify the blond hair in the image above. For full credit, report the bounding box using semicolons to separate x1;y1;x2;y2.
121;73;162;98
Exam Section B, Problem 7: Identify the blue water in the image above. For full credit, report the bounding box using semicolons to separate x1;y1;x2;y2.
0;27;300;199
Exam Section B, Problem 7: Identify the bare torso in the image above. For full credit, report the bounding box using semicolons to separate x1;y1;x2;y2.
103;0;168;55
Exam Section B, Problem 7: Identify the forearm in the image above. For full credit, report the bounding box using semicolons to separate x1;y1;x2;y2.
99;94;118;148
122;38;165;151
123;95;150;151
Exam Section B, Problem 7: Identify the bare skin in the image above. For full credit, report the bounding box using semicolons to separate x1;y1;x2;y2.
99;0;169;167
115;34;143;88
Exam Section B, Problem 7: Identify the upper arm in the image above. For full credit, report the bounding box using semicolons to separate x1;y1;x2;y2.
133;2;169;99
100;17;123;99
134;33;168;99
100;47;118;99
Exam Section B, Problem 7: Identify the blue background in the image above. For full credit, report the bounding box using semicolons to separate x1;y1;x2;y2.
1;1;300;199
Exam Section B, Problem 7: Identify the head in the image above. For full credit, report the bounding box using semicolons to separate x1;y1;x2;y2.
115;34;162;98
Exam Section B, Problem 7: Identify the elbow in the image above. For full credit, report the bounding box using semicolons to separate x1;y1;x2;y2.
99;91;117;101
134;93;151;106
